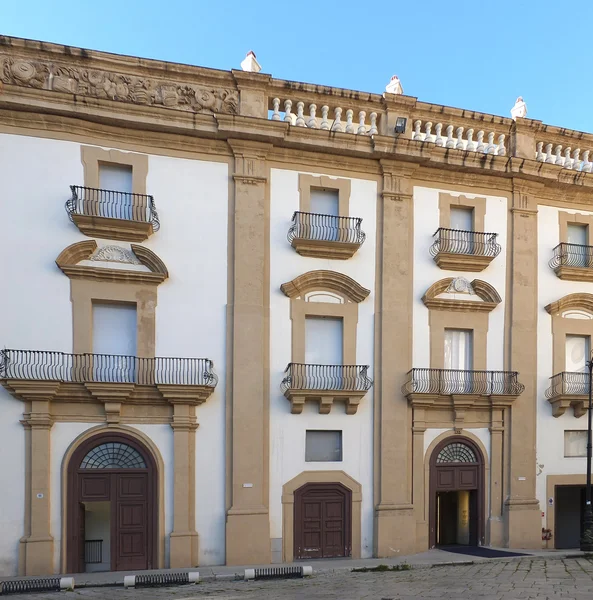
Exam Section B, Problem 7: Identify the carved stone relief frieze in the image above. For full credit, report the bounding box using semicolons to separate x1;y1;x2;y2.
1;56;239;114
90;245;141;265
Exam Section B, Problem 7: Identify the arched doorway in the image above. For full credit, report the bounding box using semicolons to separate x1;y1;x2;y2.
294;482;352;559
429;437;485;548
66;432;157;573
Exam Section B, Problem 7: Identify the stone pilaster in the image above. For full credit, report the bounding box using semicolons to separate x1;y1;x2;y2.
504;181;541;548
374;162;417;556
12;381;59;575
225;139;271;565
488;402;506;546
232;70;271;119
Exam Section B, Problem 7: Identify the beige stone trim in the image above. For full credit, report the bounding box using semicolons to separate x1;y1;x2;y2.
225;139;271;565
281;270;370;304
545;293;593;418
423;277;501;313
16;382;59;576
504;182;541;548
374;163;417;557
545;474;587;548
429;310;488;370
438;193;486;231
81;146;148;194
281;470;362;563
59;425;167;572
298;174;350;217
290;239;361;260
290;299;358;365
70;279;157;357
56;241;168;285
558;211;593;244
422;431;490;546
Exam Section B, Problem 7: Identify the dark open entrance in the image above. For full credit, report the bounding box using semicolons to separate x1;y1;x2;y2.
555;485;586;549
429;437;484;548
67;433;157;573
294;482;352;559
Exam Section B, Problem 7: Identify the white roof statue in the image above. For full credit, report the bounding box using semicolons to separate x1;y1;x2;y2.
511;96;527;120
385;75;404;95
240;51;261;73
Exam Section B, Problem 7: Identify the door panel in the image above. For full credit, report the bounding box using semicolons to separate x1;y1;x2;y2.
457;467;478;489
114;473;149;570
295;485;351;560
80;474;110;501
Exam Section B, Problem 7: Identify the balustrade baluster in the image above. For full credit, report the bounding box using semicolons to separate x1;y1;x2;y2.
307;104;317;128
271;97;281;121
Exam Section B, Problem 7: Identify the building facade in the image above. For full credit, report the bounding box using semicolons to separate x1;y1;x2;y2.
0;35;590;576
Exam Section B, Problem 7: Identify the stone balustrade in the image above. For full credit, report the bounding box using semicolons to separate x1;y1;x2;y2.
535;142;593;172
411;120;507;156
269;97;380;136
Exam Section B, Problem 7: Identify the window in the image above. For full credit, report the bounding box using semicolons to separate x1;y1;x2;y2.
450;207;474;231
567;223;589;267
80;442;146;469
306;430;343;462
310;189;339;216
305;316;343;365
444;329;473;371
564;431;587;457
565;335;589;373
99;163;133;193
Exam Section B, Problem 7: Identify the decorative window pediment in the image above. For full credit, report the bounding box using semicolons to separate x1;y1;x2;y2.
280;270;370;304
56;240;168;285
422;277;501;313
545;293;593;316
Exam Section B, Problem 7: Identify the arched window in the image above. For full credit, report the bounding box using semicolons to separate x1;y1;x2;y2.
79;442;146;469
436;442;477;464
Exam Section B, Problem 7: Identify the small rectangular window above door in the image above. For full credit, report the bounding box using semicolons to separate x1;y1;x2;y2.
305;430;343;462
564;430;587;457
310;189;339;216
450;207;474;231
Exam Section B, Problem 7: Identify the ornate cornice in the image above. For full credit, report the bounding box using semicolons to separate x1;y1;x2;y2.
422;277;501;312
0;53;238;115
545;293;593;315
56;240;168;285
280;270;370;303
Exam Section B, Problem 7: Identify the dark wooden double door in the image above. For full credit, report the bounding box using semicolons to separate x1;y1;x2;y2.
294;483;351;559
430;463;482;548
72;470;153;572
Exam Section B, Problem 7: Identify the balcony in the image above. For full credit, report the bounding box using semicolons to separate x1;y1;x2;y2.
287;212;365;259
429;228;501;272
280;363;373;414
545;372;590;417
66;186;160;242
0;349;217;407
549;243;593;282
402;369;524;405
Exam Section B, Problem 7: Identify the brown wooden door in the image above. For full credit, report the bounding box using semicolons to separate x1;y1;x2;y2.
294;483;351;559
114;473;150;571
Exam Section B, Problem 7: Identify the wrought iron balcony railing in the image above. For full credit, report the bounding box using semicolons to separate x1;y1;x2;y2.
280;363;373;393
0;349;217;387
287;212;365;246
66;185;160;230
545;372;590;398
549;243;593;270
402;368;524;396
429;228;501;258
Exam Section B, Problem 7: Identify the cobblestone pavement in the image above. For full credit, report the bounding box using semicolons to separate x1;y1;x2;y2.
9;557;593;600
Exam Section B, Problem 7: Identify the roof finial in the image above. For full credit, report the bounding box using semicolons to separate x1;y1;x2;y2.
511;96;527;120
385;75;403;95
241;50;261;73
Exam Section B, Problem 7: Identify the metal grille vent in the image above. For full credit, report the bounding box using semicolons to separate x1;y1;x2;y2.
134;573;190;587
247;566;310;580
0;578;61;595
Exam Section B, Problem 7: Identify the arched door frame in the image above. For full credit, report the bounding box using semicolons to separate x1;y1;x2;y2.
65;430;158;573
428;435;485;549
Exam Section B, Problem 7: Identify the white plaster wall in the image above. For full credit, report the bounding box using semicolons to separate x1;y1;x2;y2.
536;206;593;521
0;389;27;575
0;134;228;569
412;187;508;370
269;169;376;558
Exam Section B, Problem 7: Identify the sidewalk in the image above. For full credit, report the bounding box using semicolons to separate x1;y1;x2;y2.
0;548;585;587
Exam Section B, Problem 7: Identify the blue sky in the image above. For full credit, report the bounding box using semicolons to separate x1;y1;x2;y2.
2;1;590;132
